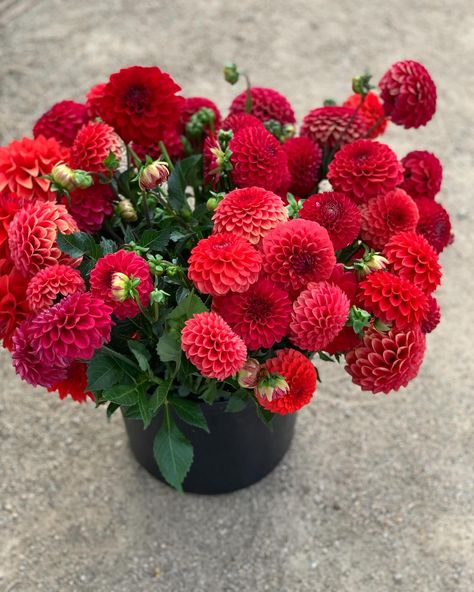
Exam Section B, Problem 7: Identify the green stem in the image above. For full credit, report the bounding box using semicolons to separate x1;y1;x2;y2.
363;114;386;138
140;191;152;227
329;93;367;158
158;141;175;172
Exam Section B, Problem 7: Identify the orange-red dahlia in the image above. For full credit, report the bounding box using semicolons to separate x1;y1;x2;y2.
289;281;350;351
327;139;403;204
379;60;437;129
212;278;292;350
188;232;262;296
85;83;106;118
299;192;361;250
343;91;388;138
415;197;452;253
325;326;361;355
0;193;22;262
400;150;442;199
33;100;89;147
328;263;358;304
282;137;322;197
358;270;427;329
384;231;441;295
220;112;263;133
179;97;221;130
0;136;67;202
48;361;93;403
421;294;441;334
0;267;30;350
345;325;426;393
63;183;114;233
359;189;419;250
300;106;368;149
26;264;85;312
8;201;79;278
89;250;153;319
229;87;296;125
96;66;184;145
229;126;289;193
212;186;288;245
70;121;122;174
255;348;316;414
261;219;336;296
181;311;247;380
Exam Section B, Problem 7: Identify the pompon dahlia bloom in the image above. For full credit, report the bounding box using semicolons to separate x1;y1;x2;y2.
212;278;292;350
282;137;322;197
328;263;358;304
299;192;361;250
220;112;263;133
63;183;114;234
29;292;113;366
90;250;153;319
96;66;184;145
0;193;22;261
358;270;427;329
415;197;453;253
325;326;361;355
33;101;89;147
229;87;296;125
360;189;420;250
261;219;336;295
0;136;67;202
400;150;443;199
188;232;262;296
379;60;436;129
327;139;404;204
289;281;350;351
384;231;441;294
0;267;30;350
181;312;247;380
179;96;222;129
255;348;316;414
300;106;368;149
345;325;426;393
47;361;93;403
212;186;288;245
8;201;79;278
343;92;388;138
421;294;441;334
229;126;289;192
26;264;85;312
85;83;106;118
70;121;122;174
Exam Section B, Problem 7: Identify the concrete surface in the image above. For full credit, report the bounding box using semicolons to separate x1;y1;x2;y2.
1;1;473;590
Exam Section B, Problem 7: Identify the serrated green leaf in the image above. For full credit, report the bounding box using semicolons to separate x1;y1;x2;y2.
87;349;138;392
166;293;208;335
138;386;154;429
171;397;209;432
150;381;170;413
157;334;181;363
127;340;151;372
102;383;140;406
57;231;96;258
139;228;171;252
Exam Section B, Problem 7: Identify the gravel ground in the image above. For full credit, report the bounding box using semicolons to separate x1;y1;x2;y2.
1;1;473;591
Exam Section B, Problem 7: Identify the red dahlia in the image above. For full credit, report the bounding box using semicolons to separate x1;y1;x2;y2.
325;326;361;355
345;325;426;393
0;193;22;261
97;66;184;145
213;278;292;350
299;192;361;250
85;83;106;118
48;361;93;403
0;267;30;350
229;87;296;125
421;294;441;334
400;150;443;199
212;186;288;245
132;127;185;163
415;197;452;253
300;106;368;149
379;60;437;129
181;312;247;380
282;137;322;197
188;232;262;296
179;97;221;130
360;189;419;250
255;349;316;414
261;219;336;296
33;100;89;147
26;264;85;312
343;92;388;138
327;139;403;204
220;112;263;133
328;263;358;304
70;121;122;174
63;183;114;234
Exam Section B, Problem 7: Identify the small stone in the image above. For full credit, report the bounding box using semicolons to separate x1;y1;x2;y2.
393;574;403;584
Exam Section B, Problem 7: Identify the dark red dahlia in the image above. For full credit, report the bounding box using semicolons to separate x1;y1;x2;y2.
70;121;122;174
282;137;322;197
300;106;368;149
0;267;30;350
414;197;452;253
343;92;388;138
400;150;443;199
325;326;361;355
421;294;441;334
328;263;358;304
48;361;93;403
132;127;185;163
179;97;221;130
85;83;107;118
0;193;22;262
63;183;114;234
33;100;89;147
26;264;85;312
220;112;263;133
229;87;296;125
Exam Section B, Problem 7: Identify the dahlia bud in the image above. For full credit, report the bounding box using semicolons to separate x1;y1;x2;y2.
50;162;93;192
73;170;94;189
353;250;389;278
255;372;289;402
111;272;139;302
150;288;169;304
352;73;373;96
185;108;216;138
148;254;164;276
223;62;240;85
118;199;138;222
138;160;169;191
347;305;371;334
206;197;218;211
323;98;337;106
237;358;261;389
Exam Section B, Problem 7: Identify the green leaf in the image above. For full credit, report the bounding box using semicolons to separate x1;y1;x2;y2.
255;401;275;428
317;351;335;363
153;406;194;491
150;381;170;413
225;390;249;413
87;348;138;392
102;383;141;406
139;228;171;252
138;386;154;429
166;292;208;336
122;403;141;419
167;155;202;210
171;397;209;432
57;231;96;258
127;340;151;372
106;401;120;419
347;306;371;335
100;237;118;255
157;334;181;363
200;381;220;405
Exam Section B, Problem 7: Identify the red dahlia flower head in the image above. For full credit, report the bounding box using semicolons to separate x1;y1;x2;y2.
0;136;67;202
48;361;93;403
29;292;113;366
97;66;184;145
343;92;388;138
379;60;436;129
62;183;114;234
300;106;368;149
415;197;453;253
400;150;442;199
0;267;30;350
0;193;22;261
282;137;322;197
358;270;427;329
299;192;361;250
255;348;316;415
70;121;122;174
212;277;292;350
327;139;404;204
345;324;426;393
33;100;89;147
132;127;185;163
220;112;263;133
359;189;419;250
421;294;441;334
325;326;361;355
85;83;106;118
90;250;153;319
229;87;296;125
289;281;351;351
8;201;79;278
188;232;262;296
384;231;441;295
328;263;358;304
26;264;85;312
212;186;288;245
261;218;336;296
181;311;247;380
229;126;289;193
179;97;222;130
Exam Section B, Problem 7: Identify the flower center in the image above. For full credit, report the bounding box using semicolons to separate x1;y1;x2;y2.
291;251;315;274
123;85;148;114
245;296;271;322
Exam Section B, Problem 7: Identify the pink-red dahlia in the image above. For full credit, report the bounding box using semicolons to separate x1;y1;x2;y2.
229;87;296;125
421;294;441;334
26;264;85;312
63;183;114;233
415;197;452;253
33;100;89;147
400;150;442;199
0;267;30;350
300;106;368;149
220;112;263;133
85;83;106;118
343;92;388;138
69;121;122;174
282;137;322;197
48;361;93;403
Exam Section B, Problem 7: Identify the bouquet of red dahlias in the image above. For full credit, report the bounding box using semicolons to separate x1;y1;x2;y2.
0;60;452;491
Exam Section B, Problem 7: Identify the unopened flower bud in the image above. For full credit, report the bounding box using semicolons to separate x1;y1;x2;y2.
237;359;261;389
139;160;169;191
50;162;93;192
111;272;131;302
72;170;94;189
166;265;178;277
206;197;218;211
118;199;138;222
352;73;373;96
150;288;168;304
223;62;240;85
354;251;389;278
255;372;289;402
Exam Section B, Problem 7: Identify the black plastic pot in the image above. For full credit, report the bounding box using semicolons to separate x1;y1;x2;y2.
122;400;296;494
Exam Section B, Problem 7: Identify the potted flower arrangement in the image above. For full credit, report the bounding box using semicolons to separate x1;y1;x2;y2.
0;60;452;493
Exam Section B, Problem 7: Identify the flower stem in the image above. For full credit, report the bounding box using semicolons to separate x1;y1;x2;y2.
158;141;175;172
